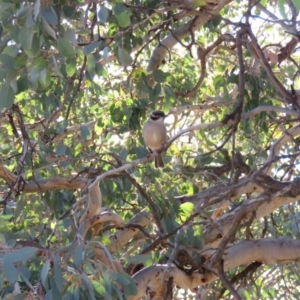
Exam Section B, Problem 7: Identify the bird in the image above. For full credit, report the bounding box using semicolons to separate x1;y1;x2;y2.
142;110;167;168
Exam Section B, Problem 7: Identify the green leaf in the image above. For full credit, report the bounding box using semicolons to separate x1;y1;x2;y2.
153;70;169;83
192;0;206;7
25;33;40;57
3;44;19;57
162;216;178;233
94;281;107;296
65;28;77;44
150;83;161;102
292;0;300;12
179;202;194;221
87;54;96;75
80;273;96;300
14;53;27;69
0;233;5;243
3;260;17;283
41;260;50;288
0;84;14;110
80;124;92;140
4;247;37;263
133;146;148;159
113;4;131;27
29;71;39;90
102;271;112;296
56;144;66;156
0;67;6;81
6;68;18;83
115;273;130;286
40;5;58;25
49;276;61;299
126;253;152;265
31;57;47;71
116;11;131;28
117;47;132;66
278;0;287;18
52;56;63;77
186;227;194;244
163;86;175;107
98;6;109;23
83;41;101;55
57;37;76;58
53;256;63;291
0;53;15;69
39;68;51;88
20;271;34;290
16;6;31;26
121;272;137;297
74;244;85;270
113;3;126;15
66;57;76;76
42;17;57;40
56;120;68;134
18;27;34;50
33;0;41;20
120;149;128;159
95;63;106;77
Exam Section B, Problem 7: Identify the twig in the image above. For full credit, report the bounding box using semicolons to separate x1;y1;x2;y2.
65;56;87;121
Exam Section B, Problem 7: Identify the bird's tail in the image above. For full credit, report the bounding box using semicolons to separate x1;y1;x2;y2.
155;154;164;168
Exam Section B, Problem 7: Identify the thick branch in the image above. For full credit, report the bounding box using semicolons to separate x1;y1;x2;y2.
203;177;300;247
147;0;232;71
129;238;300;298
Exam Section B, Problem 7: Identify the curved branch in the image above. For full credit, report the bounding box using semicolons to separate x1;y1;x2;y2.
108;209;151;252
147;1;232;71
26;177;89;193
0;107;297;195
128;264;206;300
203;177;300;247
79;211;124;238
247;26;294;105
264;123;300;175
129;238;300;298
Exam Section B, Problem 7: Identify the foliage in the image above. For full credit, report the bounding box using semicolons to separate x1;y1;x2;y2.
0;0;300;299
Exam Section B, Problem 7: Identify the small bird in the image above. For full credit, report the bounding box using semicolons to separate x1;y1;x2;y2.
142;110;167;168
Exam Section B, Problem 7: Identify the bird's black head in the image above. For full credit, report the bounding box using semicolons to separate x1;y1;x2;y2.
150;110;166;121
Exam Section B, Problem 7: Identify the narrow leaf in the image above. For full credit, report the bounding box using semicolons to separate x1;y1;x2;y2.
116;11;131;28
278;0;287;18
74;244;85;270
53;257;63;291
66;57;76;76
0;84;14;110
41;260;50;288
292;0;300;12
80;273;96;300
40;5;58;25
65;28;77;44
56;144;66;156
57;37;76;58
42;17;57;40
4;260;17;283
83;41;101;55
33;0;41;20
117;47;132;66
98;6;109;23
80;124;92;140
4;247;37;264
87;54;96;73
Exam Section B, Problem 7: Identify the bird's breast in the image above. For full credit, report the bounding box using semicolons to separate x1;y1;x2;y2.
142;122;167;151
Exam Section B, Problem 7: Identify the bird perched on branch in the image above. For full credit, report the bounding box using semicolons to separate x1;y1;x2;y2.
142;110;167;168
